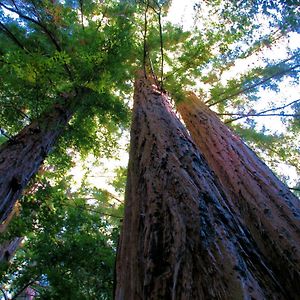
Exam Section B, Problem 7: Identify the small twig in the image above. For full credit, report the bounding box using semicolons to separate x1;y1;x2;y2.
206;53;300;107
143;0;150;78
223;113;300;123
289;187;300;192
95;7;107;32
1;104;32;122
11;277;40;300
0;21;29;53
79;0;84;30
157;5;164;89
0;128;15;142
223;98;300;123
0;287;8;300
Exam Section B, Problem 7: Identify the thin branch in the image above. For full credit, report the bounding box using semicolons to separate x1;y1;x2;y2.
1;104;32;122
222;113;299;121
143;0;149;77
11;277;40;300
0;287;8;300
206;54;300;107
265;146;300;172
157;5;164;89
95;7;107;32
289;187;300;192
105;191;123;204
0;128;15;141
223;98;300;123
0;3;59;47
83;192;123;204
0;21;29;53
247;98;300;116
208;64;300;107
79;0;84;30
11;0;19;11
0;2;74;80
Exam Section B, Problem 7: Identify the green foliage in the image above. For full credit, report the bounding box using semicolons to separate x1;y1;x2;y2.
230;124;300;180
110;166;127;195
0;0;136;142
0;170;122;299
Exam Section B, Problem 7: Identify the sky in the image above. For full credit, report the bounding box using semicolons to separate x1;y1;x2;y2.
2;0;298;190
70;0;299;191
166;0;299;184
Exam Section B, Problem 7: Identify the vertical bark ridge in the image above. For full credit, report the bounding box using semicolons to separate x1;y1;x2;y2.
0;89;87;224
177;92;300;299
116;75;287;299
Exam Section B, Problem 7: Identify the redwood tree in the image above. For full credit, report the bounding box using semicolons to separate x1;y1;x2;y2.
0;0;134;223
177;92;300;297
115;74;293;299
0;89;86;224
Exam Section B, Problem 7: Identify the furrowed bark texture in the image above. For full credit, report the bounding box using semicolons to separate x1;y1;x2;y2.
115;75;287;299
0;89;86;224
177;92;300;299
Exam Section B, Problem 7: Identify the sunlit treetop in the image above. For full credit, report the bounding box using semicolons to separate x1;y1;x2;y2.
0;0;139;161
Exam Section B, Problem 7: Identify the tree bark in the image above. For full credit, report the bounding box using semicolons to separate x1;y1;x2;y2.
0;237;23;262
115;74;289;299
177;92;300;299
0;89;86;224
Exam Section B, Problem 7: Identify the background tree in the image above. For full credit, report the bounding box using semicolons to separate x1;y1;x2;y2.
0;165;125;299
0;0;135;223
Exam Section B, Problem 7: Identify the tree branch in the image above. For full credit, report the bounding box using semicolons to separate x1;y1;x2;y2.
0;21;28;53
206;54;300;107
0;287;8;300
0;128;15;141
222;113;299;121
156;5;164;89
79;0;84;30
223;98;300;123
289;187;300;192
143;0;150;78
11;277;40;300
0;2;74;80
1;104;32;122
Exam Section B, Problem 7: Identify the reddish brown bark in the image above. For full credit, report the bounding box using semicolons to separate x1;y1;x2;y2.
115;75;288;299
177;92;300;299
0;89;87;224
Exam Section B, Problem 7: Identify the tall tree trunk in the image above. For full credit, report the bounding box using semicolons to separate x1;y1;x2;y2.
115;74;289;299
177;92;300;298
0;89;87;224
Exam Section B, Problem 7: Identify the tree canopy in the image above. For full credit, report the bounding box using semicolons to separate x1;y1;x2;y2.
0;0;299;298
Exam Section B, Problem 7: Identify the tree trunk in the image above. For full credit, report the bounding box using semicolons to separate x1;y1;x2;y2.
0;202;22;263
177;92;300;299
0;89;86;224
0;237;23;262
115;74;289;299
